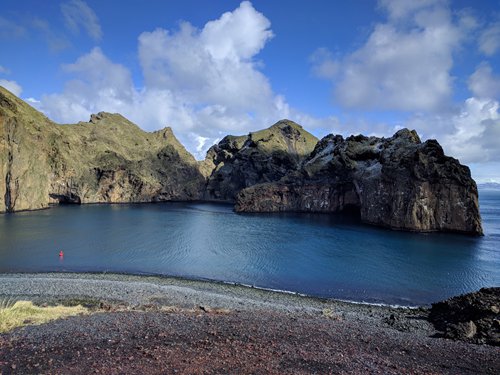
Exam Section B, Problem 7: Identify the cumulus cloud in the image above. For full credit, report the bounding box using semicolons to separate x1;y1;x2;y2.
0;79;23;96
61;0;102;41
39;2;332;158
40;47;136;123
306;0;500;180
32;0;497;177
441;98;500;163
138;1;274;115
311;0;473;112
479;21;500;56
468;63;500;99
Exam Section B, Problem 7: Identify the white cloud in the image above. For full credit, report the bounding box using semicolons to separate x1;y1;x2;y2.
195;136;209;153
308;1;499;180
468;63;500;99
61;0;102;41
312;0;473;112
479;21;500;56
138;0;275;114
25;97;40;104
441;98;500;164
39;2;310;158
30;0;499;182
0;79;22;96
40;47;136;123
405;97;500;165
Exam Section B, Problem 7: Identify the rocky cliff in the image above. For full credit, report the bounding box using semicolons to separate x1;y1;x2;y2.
235;129;483;235
1;86;483;235
0;86;204;213
203;120;318;201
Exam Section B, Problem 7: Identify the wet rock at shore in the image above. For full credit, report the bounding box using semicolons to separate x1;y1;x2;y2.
429;287;500;345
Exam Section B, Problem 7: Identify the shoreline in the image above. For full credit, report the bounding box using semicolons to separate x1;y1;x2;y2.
0;272;432;333
0;271;425;309
2;272;499;374
0;270;425;309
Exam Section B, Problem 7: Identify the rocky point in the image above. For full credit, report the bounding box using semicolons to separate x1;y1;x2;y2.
235;129;483;235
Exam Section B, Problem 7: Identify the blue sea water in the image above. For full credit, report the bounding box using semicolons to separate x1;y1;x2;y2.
0;190;498;306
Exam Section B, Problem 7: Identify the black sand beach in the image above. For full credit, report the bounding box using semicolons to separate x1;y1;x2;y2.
0;273;498;374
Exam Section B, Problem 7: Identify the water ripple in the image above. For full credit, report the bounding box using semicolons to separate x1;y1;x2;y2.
0;195;499;306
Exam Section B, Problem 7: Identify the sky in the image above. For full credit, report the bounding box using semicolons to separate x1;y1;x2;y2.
1;0;499;182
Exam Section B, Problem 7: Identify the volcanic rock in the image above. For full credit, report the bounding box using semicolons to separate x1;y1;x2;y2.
0;85;483;235
202;119;318;201
235;129;483;235
429;288;499;345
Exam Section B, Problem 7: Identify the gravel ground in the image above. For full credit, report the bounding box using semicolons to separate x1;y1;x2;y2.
0;273;499;374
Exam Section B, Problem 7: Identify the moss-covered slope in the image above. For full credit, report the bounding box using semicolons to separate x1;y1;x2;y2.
0;86;204;213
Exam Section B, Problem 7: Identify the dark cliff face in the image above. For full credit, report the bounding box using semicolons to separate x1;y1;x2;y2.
202;120;318;202
0;86;205;213
235;129;483;235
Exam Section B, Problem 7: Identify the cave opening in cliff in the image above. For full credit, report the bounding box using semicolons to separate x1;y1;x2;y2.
49;194;82;205
340;204;361;219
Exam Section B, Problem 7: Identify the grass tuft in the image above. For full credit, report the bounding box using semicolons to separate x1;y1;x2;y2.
322;308;342;321
0;300;88;333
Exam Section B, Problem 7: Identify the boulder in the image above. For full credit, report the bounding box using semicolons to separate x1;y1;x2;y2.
429;288;499;345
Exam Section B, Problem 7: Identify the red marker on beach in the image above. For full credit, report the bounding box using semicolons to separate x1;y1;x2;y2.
59;250;64;257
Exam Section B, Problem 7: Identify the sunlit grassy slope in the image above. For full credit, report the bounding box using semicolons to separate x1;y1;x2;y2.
0;300;88;333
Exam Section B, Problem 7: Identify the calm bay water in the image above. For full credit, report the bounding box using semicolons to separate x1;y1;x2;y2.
1;191;499;306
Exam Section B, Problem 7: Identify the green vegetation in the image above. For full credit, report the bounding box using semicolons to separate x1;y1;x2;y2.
249;120;318;158
0;85;204;213
0;300;88;333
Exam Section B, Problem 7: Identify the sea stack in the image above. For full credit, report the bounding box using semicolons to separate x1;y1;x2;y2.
235;129;483;235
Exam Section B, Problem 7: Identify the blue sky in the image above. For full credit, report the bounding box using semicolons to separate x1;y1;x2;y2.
1;0;499;182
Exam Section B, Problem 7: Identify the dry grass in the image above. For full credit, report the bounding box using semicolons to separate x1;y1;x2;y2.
322;308;342;321
0;301;88;333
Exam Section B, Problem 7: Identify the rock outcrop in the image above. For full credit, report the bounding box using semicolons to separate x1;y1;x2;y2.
0;86;204;213
1;86;483;235
235;129;483;235
429;288;499;345
203;120;318;201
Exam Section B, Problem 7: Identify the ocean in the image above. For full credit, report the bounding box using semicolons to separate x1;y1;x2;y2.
0;190;498;306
